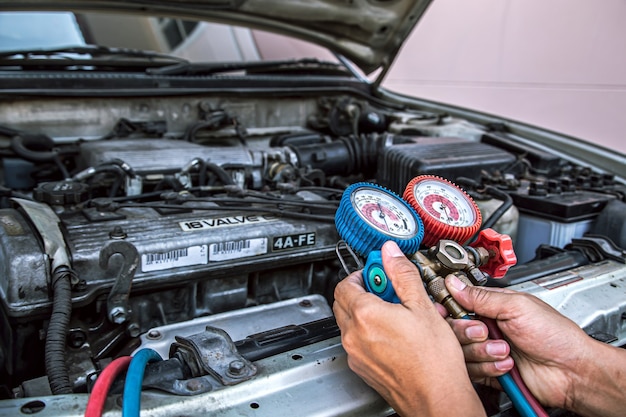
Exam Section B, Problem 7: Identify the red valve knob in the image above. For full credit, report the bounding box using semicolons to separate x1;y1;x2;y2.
470;228;517;279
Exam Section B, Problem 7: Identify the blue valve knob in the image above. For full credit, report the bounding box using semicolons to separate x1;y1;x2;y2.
363;250;399;303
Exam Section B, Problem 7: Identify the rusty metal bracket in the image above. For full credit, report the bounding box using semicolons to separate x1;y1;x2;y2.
170;326;257;386
99;240;139;324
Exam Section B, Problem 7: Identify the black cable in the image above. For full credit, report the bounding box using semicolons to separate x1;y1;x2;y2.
296;186;345;194
238;191;341;206
184;111;230;142
45;266;75;395
116;202;336;222
193;196;339;210
53;155;70;180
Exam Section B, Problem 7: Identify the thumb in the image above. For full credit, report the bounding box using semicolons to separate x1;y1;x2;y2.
445;274;514;320
381;241;429;305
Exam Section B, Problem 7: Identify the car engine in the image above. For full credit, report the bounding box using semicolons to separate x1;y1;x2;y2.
1;93;625;416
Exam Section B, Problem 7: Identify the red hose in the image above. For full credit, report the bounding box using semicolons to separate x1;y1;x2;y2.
480;317;549;417
84;356;132;417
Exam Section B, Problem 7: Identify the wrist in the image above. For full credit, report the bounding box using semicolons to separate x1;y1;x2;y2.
418;377;485;417
567;338;626;417
390;365;486;417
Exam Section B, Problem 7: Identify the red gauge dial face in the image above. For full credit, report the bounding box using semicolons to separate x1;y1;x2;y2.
422;194;461;223
413;179;476;226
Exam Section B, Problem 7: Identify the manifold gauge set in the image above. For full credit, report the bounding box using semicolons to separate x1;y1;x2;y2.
335;175;516;303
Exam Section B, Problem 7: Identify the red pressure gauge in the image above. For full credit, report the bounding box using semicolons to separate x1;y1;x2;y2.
403;175;482;247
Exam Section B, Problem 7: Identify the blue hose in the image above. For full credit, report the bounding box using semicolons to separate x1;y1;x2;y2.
122;348;163;417
461;315;537;417
497;373;538;417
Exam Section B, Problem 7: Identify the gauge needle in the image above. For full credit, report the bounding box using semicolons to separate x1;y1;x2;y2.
438;203;453;222
377;202;391;231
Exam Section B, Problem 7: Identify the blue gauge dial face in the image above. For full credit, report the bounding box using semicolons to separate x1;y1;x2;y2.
351;187;418;238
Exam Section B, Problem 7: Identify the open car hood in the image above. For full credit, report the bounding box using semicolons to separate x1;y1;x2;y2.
0;0;431;74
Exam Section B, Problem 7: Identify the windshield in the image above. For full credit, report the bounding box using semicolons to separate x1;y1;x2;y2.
0;10;339;65
0;12;86;51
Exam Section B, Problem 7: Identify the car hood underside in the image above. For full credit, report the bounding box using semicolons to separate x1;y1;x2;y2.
0;0;432;74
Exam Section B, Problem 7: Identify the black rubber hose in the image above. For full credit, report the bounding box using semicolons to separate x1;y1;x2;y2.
10;134;57;162
12;134;71;179
201;162;235;186
45;266;74;395
154;175;184;192
337;133;382;175
193;159;207;186
455;177;514;244
480;186;514;231
184;111;230;142
291;133;385;178
96;165;127;197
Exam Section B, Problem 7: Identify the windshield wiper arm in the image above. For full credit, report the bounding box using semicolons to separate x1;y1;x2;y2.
0;44;188;70
0;44;187;62
146;58;351;76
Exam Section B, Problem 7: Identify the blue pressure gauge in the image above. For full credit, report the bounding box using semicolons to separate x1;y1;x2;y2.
335;183;424;301
335;183;424;256
335;182;424;256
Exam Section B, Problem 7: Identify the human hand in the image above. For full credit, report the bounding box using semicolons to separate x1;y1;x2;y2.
443;275;595;410
333;241;485;417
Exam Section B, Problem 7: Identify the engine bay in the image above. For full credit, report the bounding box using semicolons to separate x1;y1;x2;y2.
1;93;625;416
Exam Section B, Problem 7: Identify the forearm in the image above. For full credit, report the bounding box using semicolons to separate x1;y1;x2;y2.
569;339;626;417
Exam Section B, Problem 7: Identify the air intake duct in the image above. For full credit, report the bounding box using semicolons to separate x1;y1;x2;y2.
377;136;517;194
287;133;393;177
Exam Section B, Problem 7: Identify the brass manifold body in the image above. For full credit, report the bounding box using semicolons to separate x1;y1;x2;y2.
410;240;490;319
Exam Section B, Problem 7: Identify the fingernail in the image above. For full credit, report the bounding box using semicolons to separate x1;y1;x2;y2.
465;325;487;340
494;357;514;371
383;241;404;258
448;274;467;291
486;341;508;357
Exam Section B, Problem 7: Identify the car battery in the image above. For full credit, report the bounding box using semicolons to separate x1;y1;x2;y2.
511;183;616;263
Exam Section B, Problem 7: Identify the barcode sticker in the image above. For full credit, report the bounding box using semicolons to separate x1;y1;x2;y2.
141;245;208;272
209;238;268;261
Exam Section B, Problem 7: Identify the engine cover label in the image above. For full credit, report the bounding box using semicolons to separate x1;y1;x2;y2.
210;238;268;261
142;245;208;272
179;214;277;232
272;233;316;251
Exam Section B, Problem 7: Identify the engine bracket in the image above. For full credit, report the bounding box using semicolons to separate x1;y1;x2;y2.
171;326;257;386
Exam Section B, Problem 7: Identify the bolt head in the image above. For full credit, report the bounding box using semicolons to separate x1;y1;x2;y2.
127;323;140;338
228;360;246;376
147;330;162;339
186;379;203;392
109;307;127;324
